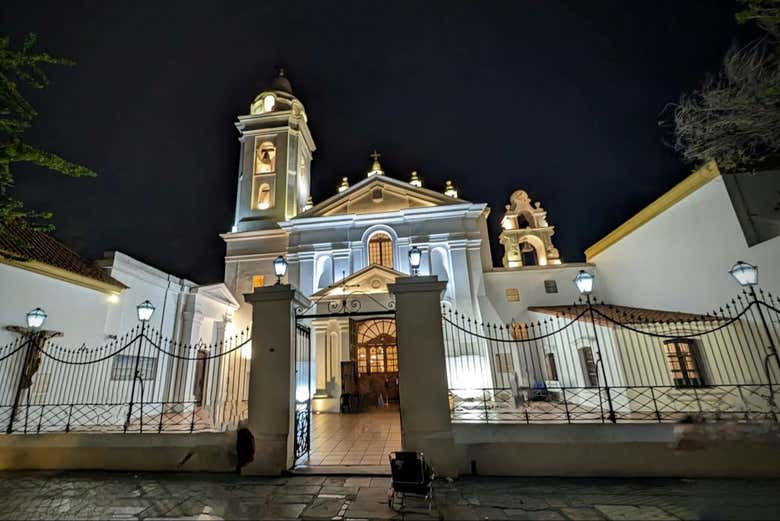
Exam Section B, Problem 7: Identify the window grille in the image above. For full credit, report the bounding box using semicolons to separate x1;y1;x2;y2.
547;353;559;380
664;339;705;387
578;347;598;386
544;280;558;293
494;353;515;373
368;233;394;268
111;355;158;380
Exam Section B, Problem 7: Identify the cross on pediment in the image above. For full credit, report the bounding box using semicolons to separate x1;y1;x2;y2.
370;150;381;162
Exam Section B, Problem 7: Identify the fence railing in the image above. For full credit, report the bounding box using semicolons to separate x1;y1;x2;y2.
442;288;780;424
0;324;252;434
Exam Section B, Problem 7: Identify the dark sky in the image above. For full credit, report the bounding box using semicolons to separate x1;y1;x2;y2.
1;1;750;283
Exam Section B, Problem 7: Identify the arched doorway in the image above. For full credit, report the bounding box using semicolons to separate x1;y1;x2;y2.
353;319;399;407
304;316;402;469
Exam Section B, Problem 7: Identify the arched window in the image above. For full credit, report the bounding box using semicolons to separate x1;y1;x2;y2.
257;183;272;210
356;319;397;375
254;141;276;174
431;248;452;299
316;256;333;290
368;232;393;268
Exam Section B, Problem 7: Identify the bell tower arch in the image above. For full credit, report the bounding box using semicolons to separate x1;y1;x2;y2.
233;68;316;231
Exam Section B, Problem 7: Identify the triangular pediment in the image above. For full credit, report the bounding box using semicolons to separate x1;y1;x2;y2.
310;263;408;299
195;283;241;309
299;176;468;218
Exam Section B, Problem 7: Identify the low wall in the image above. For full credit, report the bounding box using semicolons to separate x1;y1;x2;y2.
451;422;780;478
0;432;236;472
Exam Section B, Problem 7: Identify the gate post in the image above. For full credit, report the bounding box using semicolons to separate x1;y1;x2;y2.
388;276;462;477
242;284;310;475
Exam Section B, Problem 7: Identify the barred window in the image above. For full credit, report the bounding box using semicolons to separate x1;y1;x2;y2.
547;353;559;380
664;339;705;388
578;347;598;386
111;355;158;380
494;352;514;373
544;280;558;294
368;232;394;268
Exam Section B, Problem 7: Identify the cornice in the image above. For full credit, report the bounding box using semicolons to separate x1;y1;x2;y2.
221;228;289;242
585;160;720;261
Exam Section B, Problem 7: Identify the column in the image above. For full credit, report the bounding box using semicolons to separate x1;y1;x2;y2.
388;276;462;477
242;284;310;475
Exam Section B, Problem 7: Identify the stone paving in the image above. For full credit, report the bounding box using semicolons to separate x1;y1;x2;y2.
0;471;779;520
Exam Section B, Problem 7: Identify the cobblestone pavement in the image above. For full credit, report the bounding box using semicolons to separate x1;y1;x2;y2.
0;471;778;520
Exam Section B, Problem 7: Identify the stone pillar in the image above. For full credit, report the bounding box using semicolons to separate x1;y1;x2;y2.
388;276;462;477
242;284;309;475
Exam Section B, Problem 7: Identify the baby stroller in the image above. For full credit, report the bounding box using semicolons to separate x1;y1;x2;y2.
387;451;435;512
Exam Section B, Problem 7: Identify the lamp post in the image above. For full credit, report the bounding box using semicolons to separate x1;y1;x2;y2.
5;308;56;433
408;246;421;276
274;255;288;285
729;261;778;417
573;270;616;423
125;300;155;432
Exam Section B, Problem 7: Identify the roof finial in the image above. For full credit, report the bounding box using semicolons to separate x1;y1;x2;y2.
270;65;293;94
409;170;422;188
339;177;350;193
367;150;384;177
444;180;458;198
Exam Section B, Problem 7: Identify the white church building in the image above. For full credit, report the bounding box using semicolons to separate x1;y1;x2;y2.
1;70;777;436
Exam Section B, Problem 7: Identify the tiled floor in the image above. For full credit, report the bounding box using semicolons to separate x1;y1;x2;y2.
306;405;401;466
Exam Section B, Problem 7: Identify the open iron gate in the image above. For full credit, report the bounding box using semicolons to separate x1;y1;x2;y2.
293;324;311;463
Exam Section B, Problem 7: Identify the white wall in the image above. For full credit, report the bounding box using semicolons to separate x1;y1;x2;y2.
0;263;115;348
480;263;594;326
592;176;780;313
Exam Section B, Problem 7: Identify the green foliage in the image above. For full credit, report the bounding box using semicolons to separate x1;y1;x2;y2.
0;34;95;244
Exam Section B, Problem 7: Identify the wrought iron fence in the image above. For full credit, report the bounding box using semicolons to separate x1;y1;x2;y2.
442;288;780;424
0;324;251;434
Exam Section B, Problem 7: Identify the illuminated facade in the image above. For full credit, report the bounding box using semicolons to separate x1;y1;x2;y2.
222;70;589;412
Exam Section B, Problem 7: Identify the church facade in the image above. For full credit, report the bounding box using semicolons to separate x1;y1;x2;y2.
221;71;589;412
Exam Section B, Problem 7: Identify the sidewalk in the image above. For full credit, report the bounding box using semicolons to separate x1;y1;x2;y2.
0;471;779;520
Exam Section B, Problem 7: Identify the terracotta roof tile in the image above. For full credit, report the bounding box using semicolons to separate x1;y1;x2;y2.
0;222;125;290
528;304;717;326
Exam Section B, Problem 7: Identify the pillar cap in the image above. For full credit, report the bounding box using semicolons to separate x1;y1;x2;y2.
244;284;310;305
387;276;447;295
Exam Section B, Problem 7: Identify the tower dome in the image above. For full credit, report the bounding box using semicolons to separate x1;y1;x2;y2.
270;67;293;94
250;67;305;117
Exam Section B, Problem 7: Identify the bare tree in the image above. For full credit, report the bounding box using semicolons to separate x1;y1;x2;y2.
663;1;780;173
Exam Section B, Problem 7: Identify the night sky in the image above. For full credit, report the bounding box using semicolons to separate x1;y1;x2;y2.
1;1;752;283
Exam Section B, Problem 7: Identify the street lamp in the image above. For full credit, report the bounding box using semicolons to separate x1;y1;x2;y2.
572;270;615;423
26;308;47;329
274;255;288;285
408;246;421;276
729;261;758;287
729;261;778;418
573;270;594;295
136;300;155;322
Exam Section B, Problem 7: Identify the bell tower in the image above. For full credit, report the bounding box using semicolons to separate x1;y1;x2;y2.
233;68;316;232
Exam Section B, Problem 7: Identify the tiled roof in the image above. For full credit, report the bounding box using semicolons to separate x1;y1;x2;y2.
528;304;717;325
0;221;125;290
